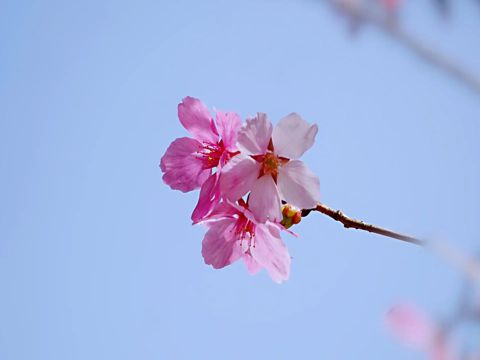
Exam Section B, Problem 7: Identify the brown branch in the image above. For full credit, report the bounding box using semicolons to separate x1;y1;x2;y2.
329;0;480;95
311;202;424;246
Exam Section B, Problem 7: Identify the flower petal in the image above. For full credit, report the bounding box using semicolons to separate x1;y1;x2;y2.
178;97;218;143
249;175;282;223
160;137;210;192
243;255;262;275
250;223;291;283
215;110;242;151
429;340;452;360
198;201;240;224
220;155;261;201
237;113;272;155
191;173;221;223
202;218;243;269
386;304;435;349
277;160;319;209
272;113;318;159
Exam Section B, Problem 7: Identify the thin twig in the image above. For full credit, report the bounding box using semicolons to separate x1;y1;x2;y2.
330;0;480;95
310;202;424;245
428;242;480;283
384;20;480;95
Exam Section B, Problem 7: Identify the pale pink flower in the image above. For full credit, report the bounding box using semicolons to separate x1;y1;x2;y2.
386;304;455;360
201;200;291;283
220;112;320;223
160;97;241;222
380;0;401;12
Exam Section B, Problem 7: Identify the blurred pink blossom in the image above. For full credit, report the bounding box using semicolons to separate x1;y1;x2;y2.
380;0;402;12
386;304;456;360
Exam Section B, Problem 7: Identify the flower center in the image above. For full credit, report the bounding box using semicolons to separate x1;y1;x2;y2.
236;215;256;250
198;140;240;169
251;151;289;182
262;152;278;175
198;141;224;169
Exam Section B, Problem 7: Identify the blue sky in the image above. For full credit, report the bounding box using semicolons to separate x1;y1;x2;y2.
1;0;480;359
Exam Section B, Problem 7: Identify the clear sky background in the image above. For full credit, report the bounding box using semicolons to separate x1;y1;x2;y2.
1;0;480;359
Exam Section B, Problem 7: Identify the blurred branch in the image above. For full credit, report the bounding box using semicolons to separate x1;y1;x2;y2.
329;0;480;95
304;202;480;283
428;242;480;283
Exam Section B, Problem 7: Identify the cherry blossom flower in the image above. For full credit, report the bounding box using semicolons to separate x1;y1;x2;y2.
381;0;401;12
160;97;241;222
200;200;291;283
334;0;401;13
386;304;455;360
220;112;320;223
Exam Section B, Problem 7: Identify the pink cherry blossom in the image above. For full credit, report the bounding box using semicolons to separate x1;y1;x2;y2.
200;200;291;283
220;112;320;223
386;304;436;350
160;97;241;222
380;0;401;12
386;304;456;360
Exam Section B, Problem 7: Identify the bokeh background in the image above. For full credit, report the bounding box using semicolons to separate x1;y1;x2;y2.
1;0;480;359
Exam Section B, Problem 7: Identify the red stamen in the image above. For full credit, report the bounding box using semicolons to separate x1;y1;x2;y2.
198;141;224;169
235;215;256;250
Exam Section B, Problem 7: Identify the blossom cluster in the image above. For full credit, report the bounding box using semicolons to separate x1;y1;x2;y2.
160;97;320;283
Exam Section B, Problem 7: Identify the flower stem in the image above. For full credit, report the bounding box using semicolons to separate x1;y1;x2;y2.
308;202;424;246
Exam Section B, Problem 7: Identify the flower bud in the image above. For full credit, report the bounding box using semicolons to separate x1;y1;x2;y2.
281;204;302;229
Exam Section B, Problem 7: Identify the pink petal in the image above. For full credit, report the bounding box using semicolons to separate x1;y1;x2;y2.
220;155;261;202
381;0;401;12
277;160;320;210
191;173;221;223
178;97;218;143
215;110;242;151
202;218;243;269
272;113;318;159
429;338;454;360
237;113;272;155
160;137;210;192
250;223;291;283
386;304;435;350
249;175;282;223
236;204;258;223
200;201;240;223
275;222;298;238
243;255;262;275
